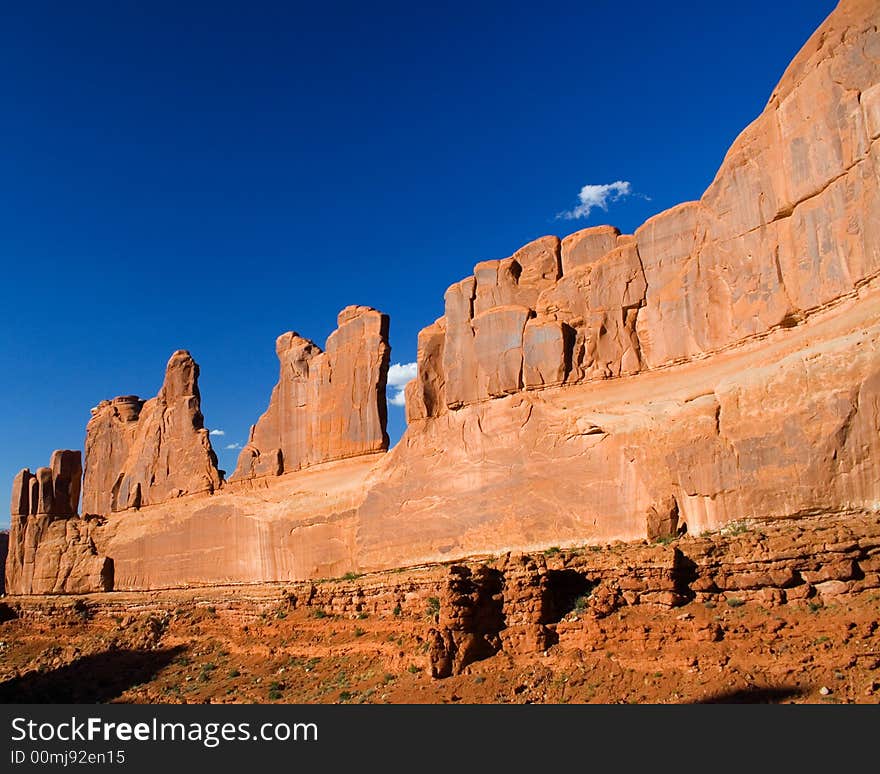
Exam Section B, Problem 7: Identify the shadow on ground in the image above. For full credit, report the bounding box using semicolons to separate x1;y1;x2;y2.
694;685;806;704
0;646;185;703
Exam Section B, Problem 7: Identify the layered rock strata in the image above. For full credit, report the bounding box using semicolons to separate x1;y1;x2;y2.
284;512;880;677
231;305;390;480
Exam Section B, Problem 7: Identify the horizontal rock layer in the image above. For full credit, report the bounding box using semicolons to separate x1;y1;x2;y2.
9;512;877;682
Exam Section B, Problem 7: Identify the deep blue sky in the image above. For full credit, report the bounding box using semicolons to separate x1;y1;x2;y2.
0;0;837;528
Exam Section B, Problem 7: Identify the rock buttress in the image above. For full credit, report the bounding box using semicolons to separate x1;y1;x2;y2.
82;351;221;515
232;305;390;480
5;451;112;595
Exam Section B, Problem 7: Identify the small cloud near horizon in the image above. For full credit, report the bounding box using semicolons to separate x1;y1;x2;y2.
556;180;633;220
209;429;225;436
387;362;417;408
224;442;243;450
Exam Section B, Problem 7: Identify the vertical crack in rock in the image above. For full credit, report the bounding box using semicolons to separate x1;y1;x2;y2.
428;565;505;678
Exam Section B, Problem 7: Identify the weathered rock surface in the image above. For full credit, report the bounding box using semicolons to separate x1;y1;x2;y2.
6;0;880;593
231;305;390;480
407;0;880;415
82;351;221;515
6;451;112;595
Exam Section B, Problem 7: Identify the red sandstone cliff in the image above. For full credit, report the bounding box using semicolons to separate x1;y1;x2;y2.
407;0;880;416
232;305;390;481
6;451;112;594
4;0;880;594
82;351;221;516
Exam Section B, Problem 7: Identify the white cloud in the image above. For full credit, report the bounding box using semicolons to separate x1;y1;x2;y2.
556;180;632;220
387;362;417;388
209;429;226;436
388;389;407;407
225;442;243;450
386;362;417;409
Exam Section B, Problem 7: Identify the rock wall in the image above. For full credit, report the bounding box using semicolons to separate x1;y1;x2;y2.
5;451;112;595
407;228;646;419
231;305;390;480
407;0;880;418
5;0;880;595
82;351;221;515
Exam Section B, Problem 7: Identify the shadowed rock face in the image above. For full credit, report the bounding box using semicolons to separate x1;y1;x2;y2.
0;531;8;594
231;305;390;480
5;451;112;595
82;351;221;515
6;0;880;593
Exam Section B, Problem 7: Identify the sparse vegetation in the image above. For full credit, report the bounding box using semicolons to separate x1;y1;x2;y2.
727;597;745;608
544;546;561;556
311;608;328;619
342;572;361;581
426;597;441;617
407;664;422;674
392;604;402;617
354;627;365;638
